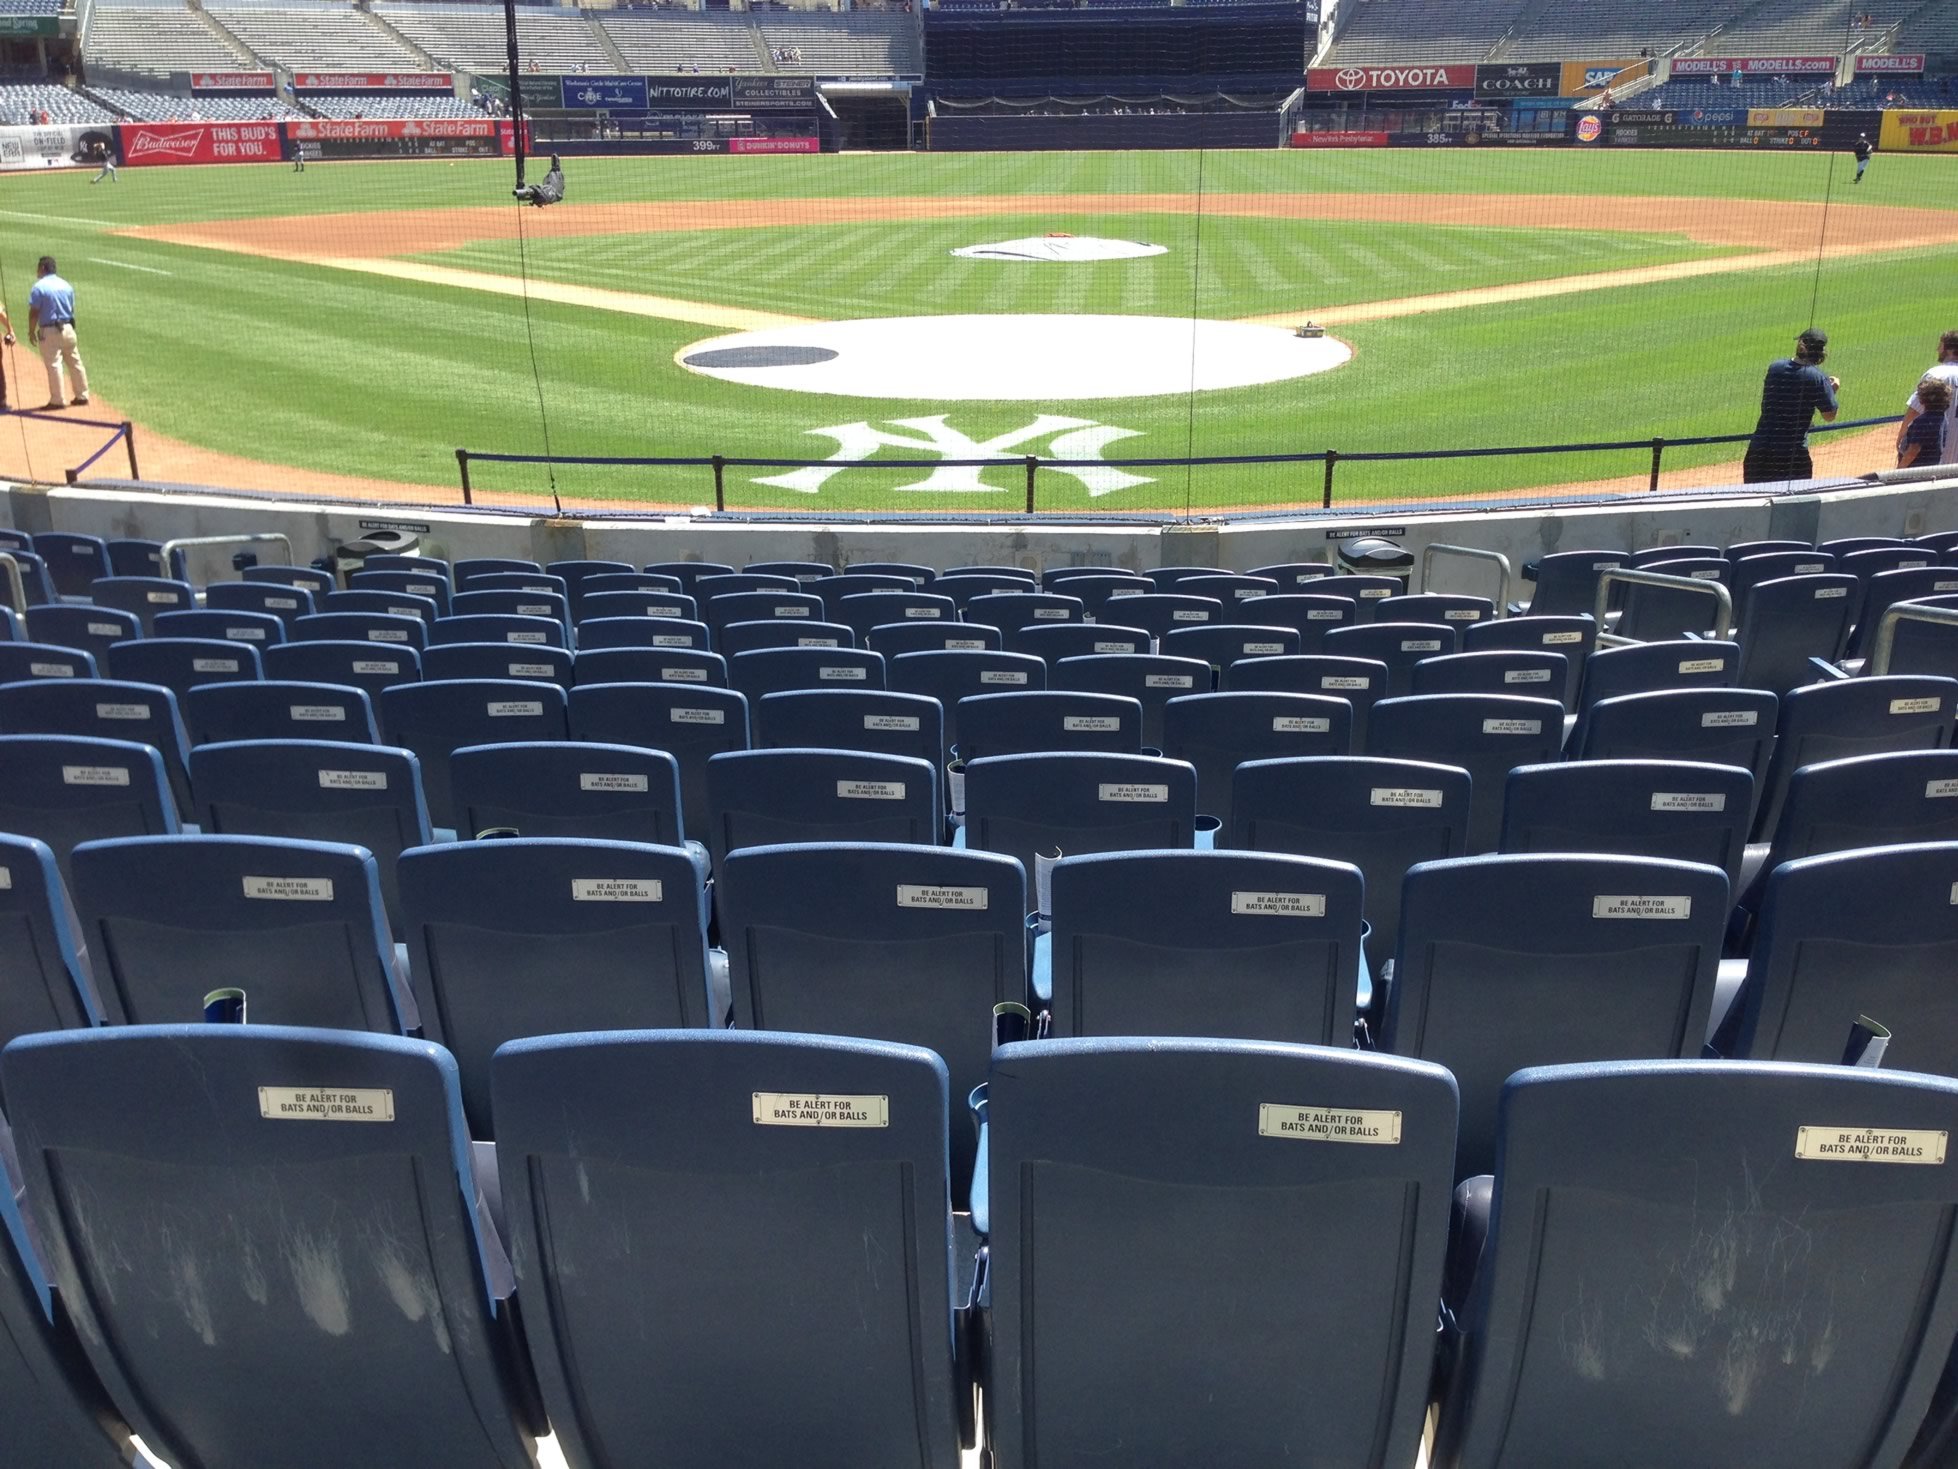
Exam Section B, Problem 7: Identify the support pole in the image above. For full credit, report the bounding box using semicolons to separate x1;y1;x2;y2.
455;449;474;506
1649;437;1665;494
122;421;139;480
1322;450;1338;511
1024;454;1038;515
712;454;726;513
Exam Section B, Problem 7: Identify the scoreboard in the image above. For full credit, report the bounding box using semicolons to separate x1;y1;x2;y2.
1600;110;1823;148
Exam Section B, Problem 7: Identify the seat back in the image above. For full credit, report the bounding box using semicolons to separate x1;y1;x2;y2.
379;679;570;830
153;608;287;649
0;733;179;883
715;618;855;657
1246;560;1335;590
956;690;1143;760
832;590;957;644
847;560;934;586
704;748;939;869
1500;758;1753;890
0;1025;539;1469
568;683;749;844
865;616;997;657
431;614;565;650
703;589;825;635
961;591;1085;634
577;590;700;625
640;560;733;592
1761;747;1958;879
243;563;335;598
449;741;685;846
69;833;410;1030
1616;557;1730;641
1107;592;1225;640
1753;674;1958;839
458;568;563;598
1004;621;1148;665
985;1037;1455;1469
0;832;100;1041
1841;544;1936;583
1573;687;1779;807
1325;622;1462;697
1161;622;1303;676
574;616;711;653
1386;852;1728;1177
1517;549;1626;617
203;579;319;630
581;572;685;602
811;574;920;621
107;637;263;707
1435;1059;1958;1469
1728;547;1836;608
755;689;943;771
106;536;169;579
1048;849;1365;1044
1845;565;1958;663
890;649;1047;763
1464;613;1596;707
1225;652;1389;738
493;1029;961;1469
1411;649;1569;706
1228;593;1355;652
323;589;439;627
0;640;96;682
449;588;572;637
1300;574;1402;622
1734;573;1857;692
1161;690;1352;820
548;558;637;607
0;678;193;810
262;639;422;704
86;575;192;634
348;568;452;617
1052;653;1211;747
1054;573;1153;622
22;605;140;666
964;752;1197;886
294;611;429;651
1377;592;1494;627
1368;693;1566;852
1576;639;1740;711
31;533;111;598
421;642;575;688
185;679;380;745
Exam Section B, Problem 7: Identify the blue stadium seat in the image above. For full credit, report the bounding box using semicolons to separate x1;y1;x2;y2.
0;678;193;811
379;679;570;831
1378;592;1494;627
982;1037;1454;1469
1616;557;1730;642
1144;566;1223;591
1500;758;1754;890
0;734;179;881
940;573;1038;613
152;607;287;647
1246;560;1336;589
1728;547;1836;608
1325;622;1462;697
1432;1059;1958;1469
0;832;102;1041
811;574;929;621
0;528;31;551
1576;638;1741;711
242;563;334;599
1732;573;1857;692
185;679;380;746
1571;687;1779;808
946;564;1036;584
849;561;935;586
755;688;943;770
421;641;574;688
1161;621;1303;672
0;605;13;640
572;645;727;687
0;640;95;682
262;639;422;704
703;589;827;636
493;1029;967;1468
1296;574;1402;623
361;553;451;580
1869;593;1958;677
431;613;565;650
106;536;169;579
1629;544;1722;568
449;741;688;847
449;588;572;641
715;618;855;656
581;571;685;603
727;646;885;705
1225;652;1390;741
1179;572;1280;605
718;840;1026;1199
1726;538;1816;564
85;575;192;634
747;560;833;582
693;571;801;604
1751;674;1958;840
574;615;711;651
1820;536;1912;556
324;588;440;627
1513;549;1626;616
0;1024;542;1469
640;560;733;592
205;578;318;630
1048;573;1153;622
401;838;714;1133
955;690;1144;760
1045;849;1366;1043
961;591;1086;634
1463;613;1596;708
569;683;748;845
890;649;1047;763
867;619;1003;656
1230;754;1470;976
833;589;954;641
1005;621;1150;665
1840;544;1934;583
68;833;412;1029
1161;690;1352;819
1368;692;1565;852
577;590;700;625
29;532;109;599
548;558;637;608
1843;564;1958;665
294;610;429;651
0;549;56;608
348;568;452;617
107;637;262;710
1104;592;1224;641
1385;852;1728;1177
458;568;564;600
704;749;940;869
963;751;1197;886
1053;653;1212;747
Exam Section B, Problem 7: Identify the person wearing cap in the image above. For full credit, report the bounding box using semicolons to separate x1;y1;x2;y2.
1853;133;1873;183
1898;329;1958;468
1742;328;1838;484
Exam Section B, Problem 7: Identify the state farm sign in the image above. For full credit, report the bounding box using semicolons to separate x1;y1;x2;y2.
292;72;452;91
1308;64;1474;92
189;71;274;91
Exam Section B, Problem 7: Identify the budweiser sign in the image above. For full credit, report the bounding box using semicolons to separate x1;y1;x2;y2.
1307;64;1474;92
118;122;284;166
1855;52;1925;73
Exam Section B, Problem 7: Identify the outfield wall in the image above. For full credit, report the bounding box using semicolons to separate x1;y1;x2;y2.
927;111;1280;151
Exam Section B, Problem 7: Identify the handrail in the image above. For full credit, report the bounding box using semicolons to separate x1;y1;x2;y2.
1871;600;1958;676
0;552;25;616
1421;543;1511;608
1594;567;1734;643
157;533;296;587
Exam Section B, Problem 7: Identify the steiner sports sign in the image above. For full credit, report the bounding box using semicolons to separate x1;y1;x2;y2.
1307;64;1473;92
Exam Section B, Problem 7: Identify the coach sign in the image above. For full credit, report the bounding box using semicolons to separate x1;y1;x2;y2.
1475;63;1559;98
1307;64;1473;93
1856;53;1925;73
1671;56;1836;75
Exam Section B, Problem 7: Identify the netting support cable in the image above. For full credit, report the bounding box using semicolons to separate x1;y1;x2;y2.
0;252;36;486
1182;126;1207;512
504;0;559;512
503;0;526;188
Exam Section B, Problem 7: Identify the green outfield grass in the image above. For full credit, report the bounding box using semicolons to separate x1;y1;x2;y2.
1;147;1954;512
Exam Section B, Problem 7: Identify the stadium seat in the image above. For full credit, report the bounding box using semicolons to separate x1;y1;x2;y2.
1178;572;1279;605
0;640;95;682
1053;652;1213;747
1160;690;1352;819
704;748;940;869
1325;622;1462;697
0;831;102;1041
152;608;286;647
1571;686;1779;807
30;532;110;599
421;641;574;688
450;588;572;640
963;751;1197;888
379;678;570;831
890;649;1046;763
1726;538;1815;564
945;564;1036;584
961;591;1085;633
1104;592;1224;640
727;645;885;705
205;578;318;630
1412;648;1569;704
1378;591;1494;627
1246;560;1336;589
361;553;452;580
1513;549;1626;617
1435;1059;1958;1469
1045;848;1366;1043
1299;573;1402;622
867;619;1003;656
1840;544;1934;583
0;678;194;812
940;574;1037;612
0;606;13;640
577;589;699;625
349;568;452;617
1464;613;1596;706
67;833;412;1030
1368;692;1565;853
1880;594;1958;678
324;588;440;627
243;563;335;599
747;560;833;582
640;560;734;592
715;618;855;656
1615;557;1729;643
1576;638;1740;711
0;729;182;884
1143;566;1222;591
582;571;684;601
547;557;636;604
834;590;954;642
755;688;943;770
955;689;1143;760
0;528;30;551
1161;621;1303;672
718;840;1026;1198
1007;621;1150;665
493;1029;968;1468
188;738;428;935
574;615;711;651
1629;544;1722;567
0;550;55;608
1048;572;1153;621
693;571;800;603
1842;565;1958;665
401;837;714;1132
185;679;380;746
262;639;422;704
431;613;565;651
449;741;689;847
459;568;565;600
982;1037;1454;1469
703;591;828;638
1751;674;1958;840
849;561;935;586
1728;547;1836;608
294;610;429;651
573;645;727;687
809;573;920;619
1500;758;1753;890
1042;565;1129;587
23;604;140;666
1821;536;1912;556
107;637;262;712
0;1024;542;1469
1225;652;1389;741
1731;573;1857;692
86;575;192;634
106;536;169;579
568;682;749;846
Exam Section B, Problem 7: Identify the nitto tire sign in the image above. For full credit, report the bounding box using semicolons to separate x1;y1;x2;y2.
1475;63;1560;98
1307;64;1474;93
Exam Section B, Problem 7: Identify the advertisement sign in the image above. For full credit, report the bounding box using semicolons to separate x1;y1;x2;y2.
1573;113;1604;143
0;16;59;36
643;77;738;110
0;123;112;172
1671;55;1836;75
117;121;282;167
291;72;452;91
289;118;497;141
728;135;820;153
1290;129;1389;147
1306;64;1474;92
1856;53;1925;73
731;75;818;107
1748;108;1825;126
560;75;647;110
1880;110;1958;152
1560;59;1649;95
190;71;275;92
1475;62;1560;98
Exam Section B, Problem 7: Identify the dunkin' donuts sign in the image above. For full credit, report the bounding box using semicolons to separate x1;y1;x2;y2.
1307;64;1474;92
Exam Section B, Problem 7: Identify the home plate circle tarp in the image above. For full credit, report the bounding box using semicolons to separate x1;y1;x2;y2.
678;315;1353;400
950;236;1170;262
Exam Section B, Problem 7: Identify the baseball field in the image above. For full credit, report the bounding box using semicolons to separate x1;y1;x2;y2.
1;144;1954;513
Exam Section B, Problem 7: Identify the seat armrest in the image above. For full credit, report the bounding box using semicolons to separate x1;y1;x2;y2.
1441;1175;1493;1319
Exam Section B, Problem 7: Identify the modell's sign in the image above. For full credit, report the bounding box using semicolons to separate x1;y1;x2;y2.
1856;53;1925;73
118;121;283;166
292;72;453;91
1307;64;1474;92
190;71;275;91
1670;55;1837;75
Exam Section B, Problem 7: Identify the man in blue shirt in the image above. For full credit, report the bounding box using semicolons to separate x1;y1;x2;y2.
26;256;88;410
1742;327;1838;484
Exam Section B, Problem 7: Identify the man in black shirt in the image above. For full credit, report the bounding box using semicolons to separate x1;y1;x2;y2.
1853;134;1872;183
1743;328;1839;484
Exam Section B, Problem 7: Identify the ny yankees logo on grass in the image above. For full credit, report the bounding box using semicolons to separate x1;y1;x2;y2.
755;416;1153;497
